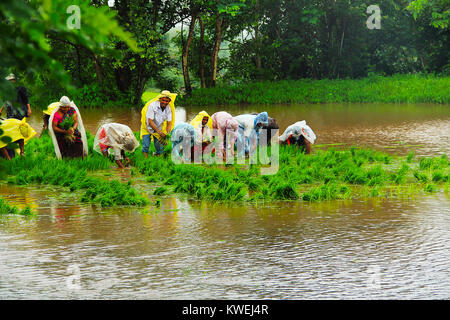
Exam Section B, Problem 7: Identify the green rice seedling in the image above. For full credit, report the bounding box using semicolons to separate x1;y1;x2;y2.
247;178;260;192
370;186;382;197
155;199;161;208
233;188;247;201
164;176;178;185
413;170;429;183
0;197;34;215
338;185;352;199
424;183;437;193
419;158;433;170
432;171;446;182
406;152;414;163
343;167;368;185
153;186;169;196
272;183;299;200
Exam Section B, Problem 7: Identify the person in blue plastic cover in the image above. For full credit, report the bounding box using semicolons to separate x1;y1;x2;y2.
279;120;316;154
234;112;269;157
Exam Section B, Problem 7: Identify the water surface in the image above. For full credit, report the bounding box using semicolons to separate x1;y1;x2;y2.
1;103;449;299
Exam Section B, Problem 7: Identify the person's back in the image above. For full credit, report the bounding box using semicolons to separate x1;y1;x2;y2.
6;86;29;120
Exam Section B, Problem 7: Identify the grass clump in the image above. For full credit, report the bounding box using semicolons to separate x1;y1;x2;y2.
0;197;34;215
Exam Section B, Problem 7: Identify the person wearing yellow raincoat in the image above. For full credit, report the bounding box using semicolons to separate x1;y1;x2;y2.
0;118;36;160
189;111;213;153
140;90;177;157
41;101;60;136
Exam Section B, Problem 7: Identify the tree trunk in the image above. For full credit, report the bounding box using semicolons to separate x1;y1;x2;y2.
211;15;223;87
92;53;103;86
198;17;206;88
182;13;198;95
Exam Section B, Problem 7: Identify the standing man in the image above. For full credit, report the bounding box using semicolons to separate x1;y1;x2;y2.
141;91;173;158
0;74;32;120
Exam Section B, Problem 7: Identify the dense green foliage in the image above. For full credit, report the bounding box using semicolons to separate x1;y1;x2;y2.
178;74;450;105
0;0;138;106
1;0;448;110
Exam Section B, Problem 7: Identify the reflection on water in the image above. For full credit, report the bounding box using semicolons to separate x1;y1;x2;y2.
0;183;449;299
26;103;449;156
2;103;449;299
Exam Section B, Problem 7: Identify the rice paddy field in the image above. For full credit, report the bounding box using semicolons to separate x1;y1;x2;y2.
0;103;449;299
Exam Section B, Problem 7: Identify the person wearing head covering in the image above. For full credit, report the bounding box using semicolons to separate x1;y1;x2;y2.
1;74;32;121
48;96;88;159
279;120;317;154
140;90;177;158
189;111;213;152
250;113;279;147
211;111;239;160
94;123;140;169
41;102;60;135
0;117;36;160
234;112;269;157
170;122;197;163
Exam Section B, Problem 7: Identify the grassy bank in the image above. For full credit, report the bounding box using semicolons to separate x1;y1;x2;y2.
178;74;450;106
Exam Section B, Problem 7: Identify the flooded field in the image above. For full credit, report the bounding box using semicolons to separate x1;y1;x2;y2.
1;103;449;299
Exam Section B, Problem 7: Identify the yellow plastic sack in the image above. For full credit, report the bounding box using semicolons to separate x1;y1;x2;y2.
43;102;60;116
0;118;37;149
140;92;177;140
190;110;213;130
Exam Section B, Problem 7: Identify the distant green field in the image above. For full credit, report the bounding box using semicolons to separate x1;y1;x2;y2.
141;91;160;103
178;74;450;106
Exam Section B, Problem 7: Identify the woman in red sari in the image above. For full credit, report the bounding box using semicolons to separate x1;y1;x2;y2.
49;96;87;159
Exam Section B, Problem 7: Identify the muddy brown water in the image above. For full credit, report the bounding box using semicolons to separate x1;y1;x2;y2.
1;103;449;299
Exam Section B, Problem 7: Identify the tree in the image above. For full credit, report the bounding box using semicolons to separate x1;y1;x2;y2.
0;0;138;145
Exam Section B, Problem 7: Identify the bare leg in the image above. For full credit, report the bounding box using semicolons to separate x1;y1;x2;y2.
18;139;25;156
116;160;124;168
1;147;11;160
304;139;312;154
122;151;130;166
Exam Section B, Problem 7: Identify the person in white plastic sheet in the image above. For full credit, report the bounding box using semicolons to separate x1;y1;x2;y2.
279;121;317;154
234;112;269;157
94;123;140;169
48;96;88;159
170;122;197;163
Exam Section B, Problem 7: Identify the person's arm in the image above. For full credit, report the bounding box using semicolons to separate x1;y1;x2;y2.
148;118;165;137
69;112;78;134
52;114;69;134
27;104;31;117
166;108;173;134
